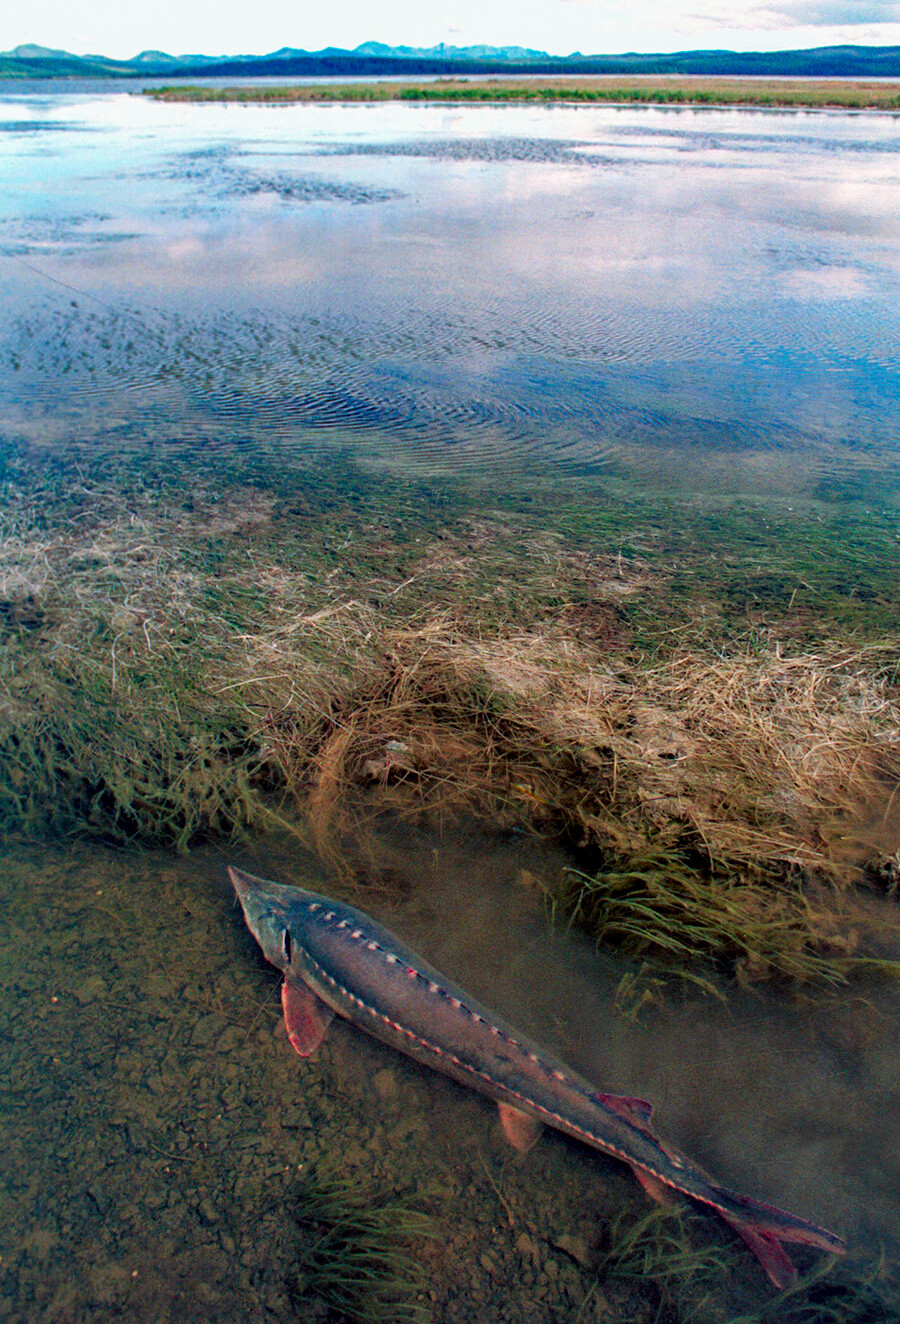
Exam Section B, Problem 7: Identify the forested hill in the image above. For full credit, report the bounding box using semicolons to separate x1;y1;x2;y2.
2;41;900;80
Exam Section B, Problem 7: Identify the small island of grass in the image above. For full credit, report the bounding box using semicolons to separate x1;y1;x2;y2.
144;76;900;111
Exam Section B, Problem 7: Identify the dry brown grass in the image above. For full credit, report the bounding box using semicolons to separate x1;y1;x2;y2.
216;611;900;985
216;607;900;886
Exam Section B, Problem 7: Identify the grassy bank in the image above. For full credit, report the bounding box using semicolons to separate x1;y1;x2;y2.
1;441;898;989
143;77;900;110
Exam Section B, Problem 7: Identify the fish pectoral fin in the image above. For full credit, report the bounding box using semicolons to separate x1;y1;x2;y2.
498;1103;543;1154
630;1165;677;1208
281;978;335;1057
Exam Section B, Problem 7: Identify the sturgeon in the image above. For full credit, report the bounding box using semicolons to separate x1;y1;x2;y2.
228;865;844;1288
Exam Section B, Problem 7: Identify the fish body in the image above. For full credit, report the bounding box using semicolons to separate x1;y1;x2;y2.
228;865;844;1287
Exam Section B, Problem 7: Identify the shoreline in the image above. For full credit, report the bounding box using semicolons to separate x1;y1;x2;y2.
142;76;900;111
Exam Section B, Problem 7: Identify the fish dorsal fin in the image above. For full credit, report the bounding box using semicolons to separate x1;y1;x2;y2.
498;1103;543;1154
596;1092;656;1133
281;978;335;1057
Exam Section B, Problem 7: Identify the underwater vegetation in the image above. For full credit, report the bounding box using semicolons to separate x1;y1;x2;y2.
290;1167;432;1322
594;1206;899;1324
0;442;895;1317
0;444;897;993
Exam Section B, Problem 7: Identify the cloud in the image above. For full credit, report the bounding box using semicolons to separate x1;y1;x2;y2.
685;0;900;30
768;0;900;22
562;0;900;42
783;266;869;298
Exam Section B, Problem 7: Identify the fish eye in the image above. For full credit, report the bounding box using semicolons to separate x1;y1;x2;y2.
283;929;292;963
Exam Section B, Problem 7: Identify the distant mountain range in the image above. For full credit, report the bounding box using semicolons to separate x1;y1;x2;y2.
3;40;900;79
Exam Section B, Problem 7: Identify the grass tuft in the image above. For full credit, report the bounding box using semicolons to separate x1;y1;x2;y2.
550;849;900;995
595;1205;738;1321
290;1166;433;1323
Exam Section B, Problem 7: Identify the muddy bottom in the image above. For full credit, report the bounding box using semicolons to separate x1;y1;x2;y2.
0;825;898;1322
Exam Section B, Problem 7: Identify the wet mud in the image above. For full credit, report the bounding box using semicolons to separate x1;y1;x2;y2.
1;826;897;1322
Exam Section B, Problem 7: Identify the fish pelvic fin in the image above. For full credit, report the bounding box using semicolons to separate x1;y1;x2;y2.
498;1103;543;1154
630;1164;677;1208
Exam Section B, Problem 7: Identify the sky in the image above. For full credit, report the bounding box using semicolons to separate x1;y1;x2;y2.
5;0;900;60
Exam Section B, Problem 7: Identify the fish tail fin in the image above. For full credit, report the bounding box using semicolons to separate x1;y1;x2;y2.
720;1217;800;1289
630;1162;837;1288
709;1186;845;1289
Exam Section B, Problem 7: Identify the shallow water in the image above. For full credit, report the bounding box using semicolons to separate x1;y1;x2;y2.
0;830;897;1321
2;91;900;498
2;88;900;1320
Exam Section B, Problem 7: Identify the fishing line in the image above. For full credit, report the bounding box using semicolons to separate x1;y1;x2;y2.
0;245;213;372
0;245;134;319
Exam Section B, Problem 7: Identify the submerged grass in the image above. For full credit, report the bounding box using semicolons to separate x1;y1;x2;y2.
551;842;900;998
552;852;850;993
0;443;898;990
728;1256;900;1324
290;1166;433;1323
593;1206;741;1322
595;1206;898;1324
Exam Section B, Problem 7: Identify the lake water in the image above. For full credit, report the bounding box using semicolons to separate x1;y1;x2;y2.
2;90;900;500
2;88;900;1322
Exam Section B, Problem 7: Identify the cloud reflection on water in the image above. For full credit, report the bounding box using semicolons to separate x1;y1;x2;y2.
1;95;899;491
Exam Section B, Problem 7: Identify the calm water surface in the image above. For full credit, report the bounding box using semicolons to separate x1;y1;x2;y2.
2;90;900;496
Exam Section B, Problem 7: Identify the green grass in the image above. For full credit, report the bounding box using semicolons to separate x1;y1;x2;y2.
0;443;897;991
595;1206;742;1322
553;852;836;989
290;1167;433;1322
142;77;900;111
551;851;900;1002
